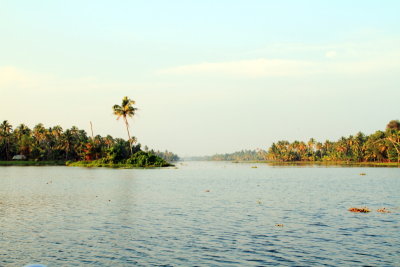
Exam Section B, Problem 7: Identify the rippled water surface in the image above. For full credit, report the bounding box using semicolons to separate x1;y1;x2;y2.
1;162;399;266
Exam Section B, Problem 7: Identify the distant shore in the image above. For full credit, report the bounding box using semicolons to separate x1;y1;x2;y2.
232;160;400;167
1;160;398;168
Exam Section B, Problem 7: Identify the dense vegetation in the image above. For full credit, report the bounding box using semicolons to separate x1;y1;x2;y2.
67;151;171;168
268;120;400;163
208;149;267;161
208;120;400;164
0;120;177;167
0;96;178;168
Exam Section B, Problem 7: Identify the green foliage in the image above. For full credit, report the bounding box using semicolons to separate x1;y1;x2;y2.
148;149;180;162
208;149;267;161
104;139;130;162
126;151;170;167
205;120;400;164
0;120;177;167
266;121;400;163
67;151;171;168
113;96;138;155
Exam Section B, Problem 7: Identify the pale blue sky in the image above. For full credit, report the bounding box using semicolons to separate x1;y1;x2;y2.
1;1;399;156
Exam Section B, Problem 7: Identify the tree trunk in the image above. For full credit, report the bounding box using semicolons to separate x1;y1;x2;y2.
124;117;132;155
386;137;400;163
6;138;9;160
90;121;94;139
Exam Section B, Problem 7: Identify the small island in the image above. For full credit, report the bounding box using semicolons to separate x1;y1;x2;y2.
0;97;178;168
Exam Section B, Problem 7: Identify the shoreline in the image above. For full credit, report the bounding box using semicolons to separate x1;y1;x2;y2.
1;160;398;168
66;161;174;169
230;160;400;167
0;160;174;168
0;160;66;166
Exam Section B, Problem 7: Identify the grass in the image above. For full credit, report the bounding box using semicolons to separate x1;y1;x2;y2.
0;160;66;166
0;160;173;169
66;160;173;169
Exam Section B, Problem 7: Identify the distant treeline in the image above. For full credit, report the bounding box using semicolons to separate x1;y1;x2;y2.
150;149;180;162
209;120;400;163
208;149;267;161
0;121;179;163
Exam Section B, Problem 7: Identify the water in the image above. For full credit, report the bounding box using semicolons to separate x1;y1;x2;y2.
0;162;399;266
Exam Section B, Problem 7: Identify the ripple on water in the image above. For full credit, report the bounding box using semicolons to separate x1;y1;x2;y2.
0;163;399;266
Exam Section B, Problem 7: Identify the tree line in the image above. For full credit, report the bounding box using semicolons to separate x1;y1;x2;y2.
268;120;400;163
208;120;400;163
0;97;179;164
0;120;178;163
208;149;267;161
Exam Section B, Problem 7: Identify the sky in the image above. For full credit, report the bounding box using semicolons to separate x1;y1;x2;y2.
1;0;399;156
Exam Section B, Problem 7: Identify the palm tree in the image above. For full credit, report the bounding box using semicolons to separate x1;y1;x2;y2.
386;120;400;131
386;128;400;163
113;96;138;154
14;124;32;157
0;120;13;160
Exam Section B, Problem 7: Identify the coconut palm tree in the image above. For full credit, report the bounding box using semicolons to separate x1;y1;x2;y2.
387;120;400;131
14;124;32;157
386;128;400;163
0;120;13;160
113;96;138;154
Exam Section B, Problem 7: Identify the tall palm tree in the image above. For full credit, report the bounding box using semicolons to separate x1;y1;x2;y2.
113;96;138;154
14;124;32;156
0;120;12;134
0;120;13;160
61;129;74;160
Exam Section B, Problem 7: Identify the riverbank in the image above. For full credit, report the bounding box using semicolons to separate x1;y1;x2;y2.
0;159;173;168
66;160;173;168
0;160;66;166
232;160;400;167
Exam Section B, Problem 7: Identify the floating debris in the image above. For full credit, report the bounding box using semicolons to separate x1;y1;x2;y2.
348;207;371;213
256;200;262;204
359;173;366;176
251;166;258;168
205;189;210;192
275;224;284;227
377;208;391;213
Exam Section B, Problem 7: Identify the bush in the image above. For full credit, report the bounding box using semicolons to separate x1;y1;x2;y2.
67;150;172;168
126;151;170;167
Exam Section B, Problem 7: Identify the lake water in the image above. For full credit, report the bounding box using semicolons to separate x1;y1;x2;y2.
0;162;399;266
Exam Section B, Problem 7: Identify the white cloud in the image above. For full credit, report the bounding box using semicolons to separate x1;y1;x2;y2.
158;36;400;78
158;59;319;77
158;53;400;78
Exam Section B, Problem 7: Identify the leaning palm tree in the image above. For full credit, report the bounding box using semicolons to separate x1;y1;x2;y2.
113;96;138;155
